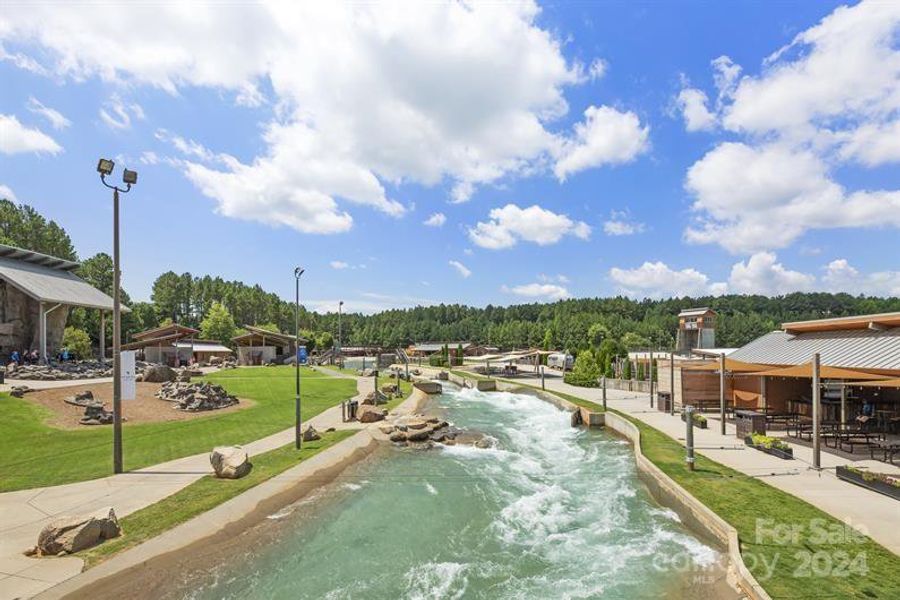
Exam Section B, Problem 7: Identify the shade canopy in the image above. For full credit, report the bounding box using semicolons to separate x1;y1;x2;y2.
852;377;900;388
682;358;770;373
749;362;888;380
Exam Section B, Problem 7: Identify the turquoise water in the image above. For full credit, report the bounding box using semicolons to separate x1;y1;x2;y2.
179;386;721;599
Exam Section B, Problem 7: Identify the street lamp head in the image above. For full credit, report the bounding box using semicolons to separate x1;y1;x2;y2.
97;158;115;176
295;267;305;278
122;169;138;185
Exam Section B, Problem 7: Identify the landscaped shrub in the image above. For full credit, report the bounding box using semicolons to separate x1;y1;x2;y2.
428;354;449;367
62;326;93;360
749;433;791;452
565;349;600;387
844;466;900;489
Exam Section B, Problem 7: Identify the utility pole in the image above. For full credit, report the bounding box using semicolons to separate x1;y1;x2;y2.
294;267;305;449
97;159;137;474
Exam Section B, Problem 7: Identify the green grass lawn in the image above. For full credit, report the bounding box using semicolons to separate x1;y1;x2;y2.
0;366;357;492
490;373;900;599
79;429;356;567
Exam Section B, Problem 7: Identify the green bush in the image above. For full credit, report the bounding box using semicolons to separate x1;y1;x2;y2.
428;354;449;367
566;349;600;387
62;326;93;360
750;433;790;451
564;372;599;387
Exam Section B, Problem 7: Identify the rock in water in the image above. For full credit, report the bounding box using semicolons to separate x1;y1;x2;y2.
357;405;386;423
302;425;321;442
36;507;121;555
210;446;252;479
570;410;583;427
143;364;177;383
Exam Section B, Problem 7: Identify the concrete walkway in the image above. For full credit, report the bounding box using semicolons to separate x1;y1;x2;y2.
0;373;374;600
537;376;900;555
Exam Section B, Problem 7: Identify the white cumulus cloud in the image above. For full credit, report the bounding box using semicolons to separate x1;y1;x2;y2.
822;259;900;297
684;142;900;253
0;114;61;154
0;184;17;201
603;210;645;236
26;97;70;129
554;105;649;180
448;260;471;278
679;1;900;254
0;2;652;233
330;261;349;270
502;282;570;300
423;212;446;227
468;203;591;249
727;252;816;295
609;262;725;299
675;87;716;132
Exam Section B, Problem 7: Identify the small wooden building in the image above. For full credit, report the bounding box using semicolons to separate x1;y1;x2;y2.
232;325;304;365
124;323;200;366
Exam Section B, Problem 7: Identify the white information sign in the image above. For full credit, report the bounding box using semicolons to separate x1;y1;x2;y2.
121;350;137;401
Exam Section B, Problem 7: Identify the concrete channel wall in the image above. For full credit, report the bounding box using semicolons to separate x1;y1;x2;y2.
443;370;770;600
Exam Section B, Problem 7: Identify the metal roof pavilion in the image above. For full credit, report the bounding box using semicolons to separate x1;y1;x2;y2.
0;244;121;312
0;243;126;363
728;328;900;374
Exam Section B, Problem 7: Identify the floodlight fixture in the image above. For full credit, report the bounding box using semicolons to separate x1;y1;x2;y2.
122;169;138;185
97;158;115;176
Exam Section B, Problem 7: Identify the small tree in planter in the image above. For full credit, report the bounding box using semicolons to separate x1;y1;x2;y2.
622;359;632;380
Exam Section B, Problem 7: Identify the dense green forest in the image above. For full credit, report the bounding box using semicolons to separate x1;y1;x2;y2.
4;199;900;353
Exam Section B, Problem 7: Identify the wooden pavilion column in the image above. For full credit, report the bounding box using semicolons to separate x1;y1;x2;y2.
719;353;726;435
99;310;106;361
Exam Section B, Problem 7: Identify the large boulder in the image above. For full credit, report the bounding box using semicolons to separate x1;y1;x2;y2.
361;390;388;406
36;507;121;556
210;446;252;479
208;356;223;366
143;364;176;383
302;425;321;442
357;405;386;423
437;371;449;381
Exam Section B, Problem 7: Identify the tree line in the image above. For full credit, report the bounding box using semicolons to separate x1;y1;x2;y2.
4;199;900;355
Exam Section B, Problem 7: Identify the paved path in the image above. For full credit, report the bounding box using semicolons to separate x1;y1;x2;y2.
537;376;900;555
0;372;373;600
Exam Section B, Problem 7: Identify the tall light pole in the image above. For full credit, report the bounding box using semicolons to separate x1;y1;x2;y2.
294;267;305;449
97;158;137;474
337;300;344;368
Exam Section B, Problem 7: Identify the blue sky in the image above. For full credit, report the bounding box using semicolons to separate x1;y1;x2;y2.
2;1;899;313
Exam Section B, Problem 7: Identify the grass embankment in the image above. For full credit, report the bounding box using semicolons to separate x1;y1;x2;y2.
79;429;356;567
450;368;900;599
0;367;357;491
319;363;413;411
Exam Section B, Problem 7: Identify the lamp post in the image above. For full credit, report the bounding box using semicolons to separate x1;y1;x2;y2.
337;300;344;368
97;158;137;474
294;267;305;449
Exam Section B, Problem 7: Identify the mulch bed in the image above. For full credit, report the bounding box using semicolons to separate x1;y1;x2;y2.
22;382;252;429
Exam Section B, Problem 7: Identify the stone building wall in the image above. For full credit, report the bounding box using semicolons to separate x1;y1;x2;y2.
0;280;69;358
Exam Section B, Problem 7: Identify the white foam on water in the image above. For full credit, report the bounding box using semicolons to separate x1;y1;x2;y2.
650;506;682;522
342;482;363;491
424;482;438;495
403;561;469;600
